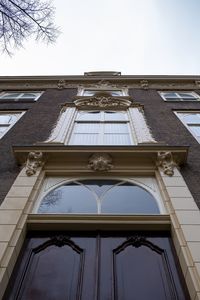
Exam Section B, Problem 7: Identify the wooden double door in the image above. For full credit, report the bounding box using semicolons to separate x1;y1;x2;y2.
4;231;189;300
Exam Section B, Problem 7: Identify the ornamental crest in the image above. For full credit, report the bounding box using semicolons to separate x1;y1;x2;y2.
75;96;131;109
88;153;113;172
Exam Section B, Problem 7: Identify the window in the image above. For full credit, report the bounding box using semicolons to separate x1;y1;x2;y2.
0;111;25;138
0;92;42;102
175;111;200;142
83;89;124;96
159;91;200;101
37;179;161;214
78;87;128;97
68;110;133;145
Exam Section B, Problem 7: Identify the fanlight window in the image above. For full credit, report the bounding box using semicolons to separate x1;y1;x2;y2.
38;180;160;214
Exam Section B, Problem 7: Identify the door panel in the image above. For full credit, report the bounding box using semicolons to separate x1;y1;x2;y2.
3;232;190;300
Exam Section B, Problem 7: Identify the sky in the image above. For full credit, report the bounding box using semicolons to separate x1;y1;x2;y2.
0;0;200;76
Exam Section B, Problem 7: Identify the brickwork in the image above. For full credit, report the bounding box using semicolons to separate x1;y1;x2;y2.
130;88;200;208
0;88;76;204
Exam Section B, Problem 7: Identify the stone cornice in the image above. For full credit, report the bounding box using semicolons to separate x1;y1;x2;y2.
13;145;188;171
0;75;200;90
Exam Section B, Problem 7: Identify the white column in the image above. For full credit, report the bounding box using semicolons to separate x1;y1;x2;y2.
157;166;200;300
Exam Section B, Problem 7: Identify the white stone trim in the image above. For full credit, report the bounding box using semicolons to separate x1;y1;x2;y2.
157;166;200;300
128;107;156;144
45;107;76;144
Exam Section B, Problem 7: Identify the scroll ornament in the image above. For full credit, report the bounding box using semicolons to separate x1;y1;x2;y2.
75;96;131;109
140;80;149;90
25;151;44;176
157;151;176;176
88;153;113;172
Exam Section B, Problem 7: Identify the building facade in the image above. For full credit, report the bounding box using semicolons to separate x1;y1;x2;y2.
0;73;200;299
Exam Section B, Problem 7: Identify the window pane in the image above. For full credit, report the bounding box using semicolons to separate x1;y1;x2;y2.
189;126;200;137
82;179;119;197
0;126;9;135
83;90;123;96
74;123;100;133
182;114;200;124
38;184;97;213
101;183;160;214
38;180;160;214
110;90;123;96
103;134;131;145
0;114;19;124
178;93;196;99
77;111;100;121
1;93;21;99
104;111;127;121
163;93;177;98
20;93;38;99
70;133;99;145
104;123;129;133
83;90;96;96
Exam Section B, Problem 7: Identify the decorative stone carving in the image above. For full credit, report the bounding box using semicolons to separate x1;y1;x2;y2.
140;80;149;90
25;151;44;176
88;153;113;171
57;79;66;89
195;80;200;88
129;107;156;143
44;107;76;144
157;151;176;176
75;96;131;109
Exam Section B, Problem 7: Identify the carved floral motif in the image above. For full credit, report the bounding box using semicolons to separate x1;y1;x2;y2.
57;79;66;89
88;153;113;171
140;80;149;90
75;96;131;108
157;151;176;176
25;151;44;176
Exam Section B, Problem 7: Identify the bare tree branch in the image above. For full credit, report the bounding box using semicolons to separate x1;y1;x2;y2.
0;0;59;55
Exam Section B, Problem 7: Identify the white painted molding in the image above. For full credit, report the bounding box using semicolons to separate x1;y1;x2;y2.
129;107;157;144
44;107;76;144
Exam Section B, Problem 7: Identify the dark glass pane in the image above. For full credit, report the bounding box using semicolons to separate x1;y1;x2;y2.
101;183;160;214
38;184;97;213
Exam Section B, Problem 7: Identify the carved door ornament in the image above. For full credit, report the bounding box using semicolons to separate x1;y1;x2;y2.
88;153;113;171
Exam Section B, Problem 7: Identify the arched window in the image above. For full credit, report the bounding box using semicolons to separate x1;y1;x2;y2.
38;180;160;214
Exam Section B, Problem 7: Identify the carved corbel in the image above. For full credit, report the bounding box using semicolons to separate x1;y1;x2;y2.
57;79;66;89
157;151;176;176
25;151;44;176
140;80;149;90
88;153;113;171
195;80;200;88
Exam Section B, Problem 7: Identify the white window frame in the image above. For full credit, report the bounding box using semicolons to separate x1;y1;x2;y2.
0;91;43;101
159;91;200;102
77;87;129;97
0;111;25;139
45;106;156;145
68;110;134;145
175;111;200;143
